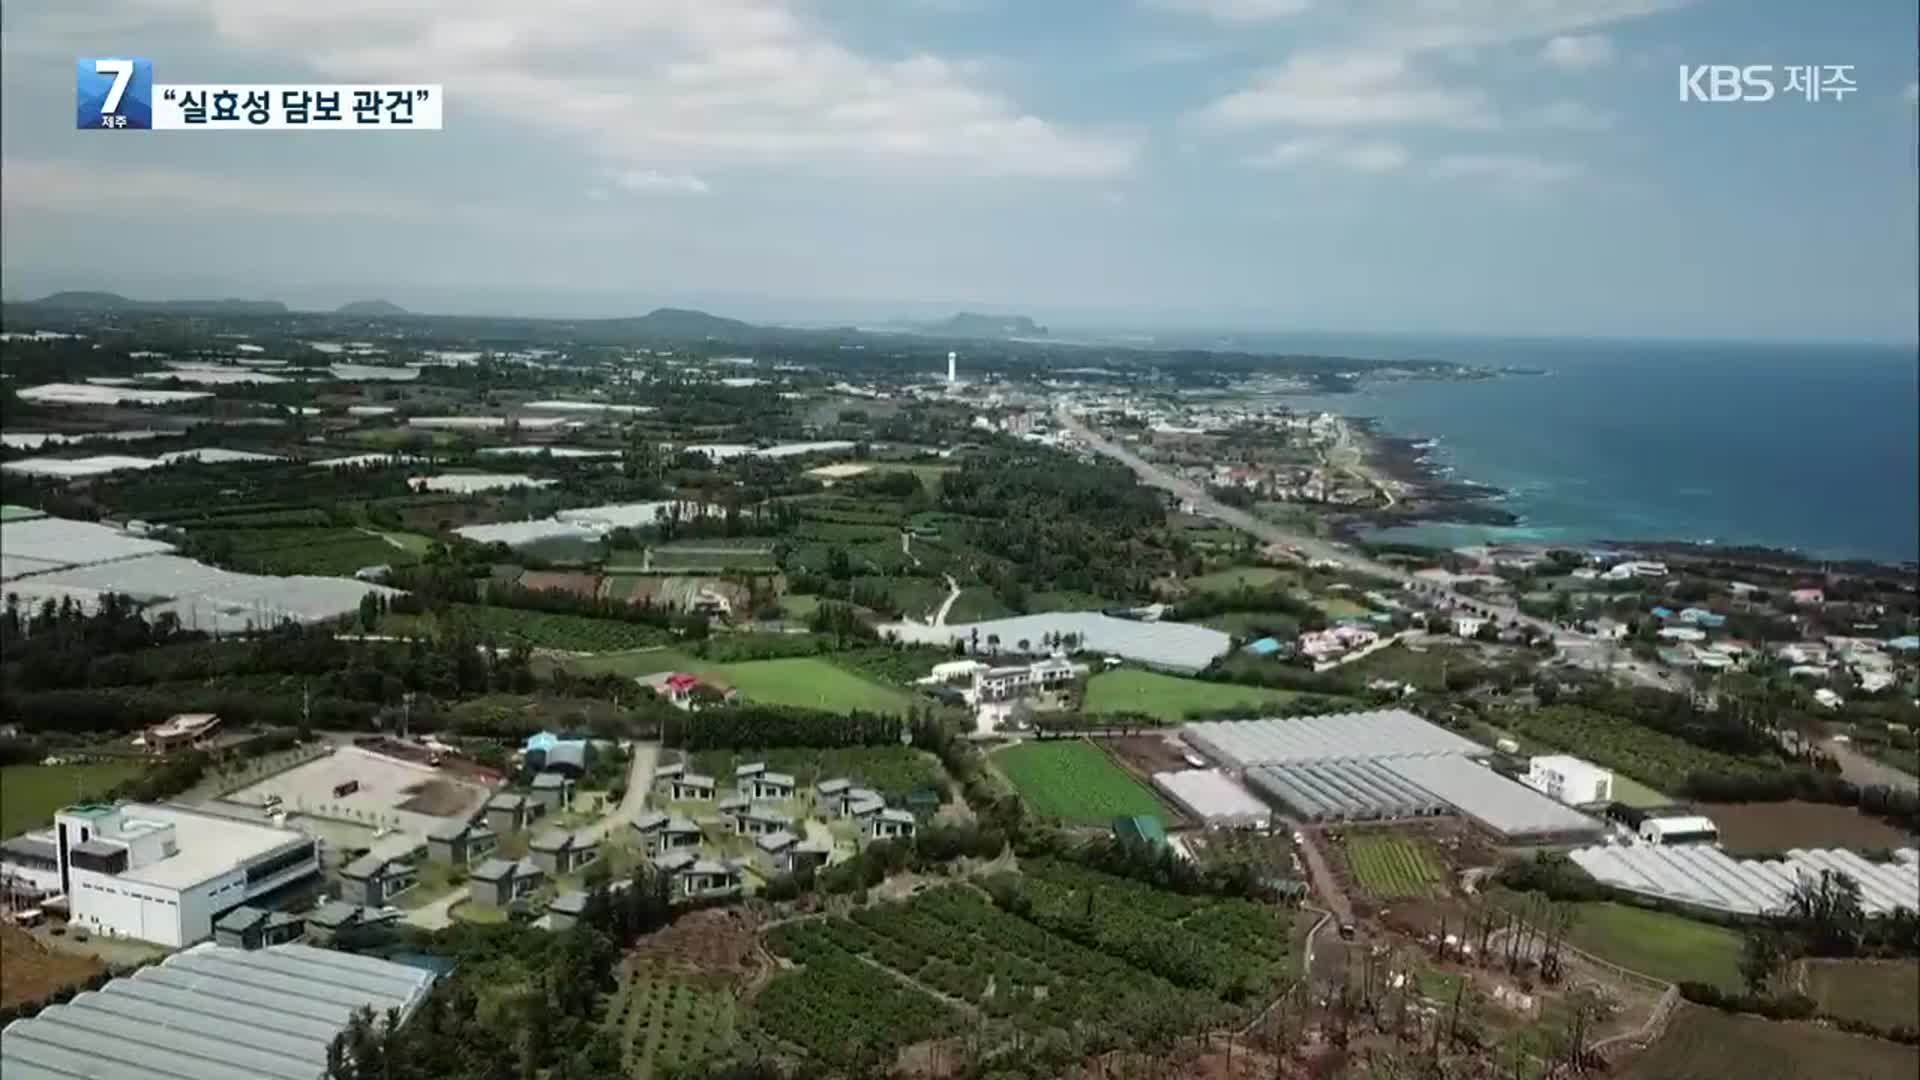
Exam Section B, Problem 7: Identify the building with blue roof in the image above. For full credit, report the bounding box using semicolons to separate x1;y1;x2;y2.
1649;606;1676;621
1243;637;1283;657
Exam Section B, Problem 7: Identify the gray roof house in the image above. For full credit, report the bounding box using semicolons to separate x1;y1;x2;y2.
667;773;717;801
865;808;917;842
746;771;797;802
754;830;800;874
485;791;541;834
427;817;498;867
547;889;590;931
530;771;575;812
470;856;545;908
529;829;599;876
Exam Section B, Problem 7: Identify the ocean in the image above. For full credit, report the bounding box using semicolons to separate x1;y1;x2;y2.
1203;334;1916;565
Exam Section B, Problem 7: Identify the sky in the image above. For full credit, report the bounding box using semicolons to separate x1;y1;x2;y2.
2;0;1916;342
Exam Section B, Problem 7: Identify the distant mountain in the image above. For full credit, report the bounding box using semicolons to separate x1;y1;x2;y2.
586;307;758;339
919;312;1047;339
335;299;409;316
29;291;288;316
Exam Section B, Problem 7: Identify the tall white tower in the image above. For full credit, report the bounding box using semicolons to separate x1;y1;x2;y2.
946;350;957;385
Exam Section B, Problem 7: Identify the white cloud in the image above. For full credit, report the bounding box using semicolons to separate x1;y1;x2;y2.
1540;33;1615;71
1526;100;1616;130
1431;152;1579;187
1246;136;1408;172
1193;50;1495;130
84;0;1140;181
1145;0;1313;22
610;170;711;195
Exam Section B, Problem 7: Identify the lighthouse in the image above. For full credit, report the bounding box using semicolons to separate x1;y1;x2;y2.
946;350;957;385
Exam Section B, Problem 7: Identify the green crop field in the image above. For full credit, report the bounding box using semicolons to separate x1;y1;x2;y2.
1189;566;1288;593
193;525;414;576
1342;832;1448;899
399;604;673;652
604;961;747;1079
2;761;148;838
1608;773;1673;809
1624;1005;1918;1080
567;648;701;679
1084;669;1305;723
1801;959;1920;1030
1554;901;1745;991
993;741;1165;824
704;657;911;714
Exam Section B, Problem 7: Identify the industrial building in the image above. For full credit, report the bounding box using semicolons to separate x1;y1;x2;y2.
1570;845;1920;918
1638;814;1721;846
22;803;320;947
1243;760;1450;823
1150;769;1273;829
0;942;436;1080
1523;755;1614;807
1183;710;1485;770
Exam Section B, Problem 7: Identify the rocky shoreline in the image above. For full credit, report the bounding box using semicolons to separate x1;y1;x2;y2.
1337;418;1519;532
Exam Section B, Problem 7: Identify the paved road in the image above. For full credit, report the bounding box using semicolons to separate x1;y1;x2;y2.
405;885;470;931
932;574;961;627
1057;406;1591;646
580;740;660;843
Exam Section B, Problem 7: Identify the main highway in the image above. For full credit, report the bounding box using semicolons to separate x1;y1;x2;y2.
1054;405;1601;651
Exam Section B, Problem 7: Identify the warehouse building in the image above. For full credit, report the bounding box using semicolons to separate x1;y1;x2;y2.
30;803;320;947
0;941;436;1080
1523;755;1613;807
1378;756;1602;841
1151;769;1273;829
1571;845;1920;918
1182;710;1485;771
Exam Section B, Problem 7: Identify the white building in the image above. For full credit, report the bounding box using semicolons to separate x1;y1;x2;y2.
1523;755;1614;807
1638;814;1720;846
37;802;320;947
975;656;1087;704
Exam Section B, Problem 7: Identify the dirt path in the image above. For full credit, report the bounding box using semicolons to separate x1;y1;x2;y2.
1292;824;1352;926
932;574;961;627
404;885;470;930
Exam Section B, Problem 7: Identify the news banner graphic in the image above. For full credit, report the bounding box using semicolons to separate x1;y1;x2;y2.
77;58;441;130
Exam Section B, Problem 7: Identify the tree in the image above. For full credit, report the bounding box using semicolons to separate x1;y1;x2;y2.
1739;927;1790;996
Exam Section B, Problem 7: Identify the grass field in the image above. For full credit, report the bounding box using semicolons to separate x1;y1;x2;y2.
2;761;148;838
1801;959;1920;1030
1342;831;1448;899
704;657;912;714
566;648;701;678
946;587;1013;623
1083;669;1305;722
1557;901;1745;991
1624;1004;1918;1080
993;740;1165;824
1608;773;1673;809
1188;566;1288;593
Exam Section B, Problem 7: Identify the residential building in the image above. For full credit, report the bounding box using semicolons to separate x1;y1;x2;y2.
38;802;320;947
485;792;540;834
754;830;800;875
529;829;599;876
530;771;575;813
666;773;717;801
746;771;796;802
974;656;1088;705
469;857;545;908
426;818;498;867
1523;755;1614;807
339;838;426;906
814;778;851;812
865;809;916;843
547;889;589;931
730;808;791;838
211;904;305;950
840;789;885;822
630;810;670;852
650;851;741;900
305;900;365;944
141;712;222;754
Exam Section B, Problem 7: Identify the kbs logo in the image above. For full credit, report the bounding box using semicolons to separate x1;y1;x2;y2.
76;57;153;129
1680;64;1857;103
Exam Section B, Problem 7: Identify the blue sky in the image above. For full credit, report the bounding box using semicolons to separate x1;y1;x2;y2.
2;0;1915;341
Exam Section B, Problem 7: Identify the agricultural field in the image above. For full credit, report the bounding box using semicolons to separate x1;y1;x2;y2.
192;525;413;576
703;657;912;714
1800;959;1920;1030
1623;1004;1919;1080
1316;596;1372;620
992;740;1166;824
1083;668;1306;722
1505;706;1780;795
406;604;673;652
687;746;944;800
2;760;148;838
1341;831;1448;900
1697;801;1917;854
1332;643;1470;692
1608;773;1674;809
1188;566;1288;593
0;926;105;1008
604;960;747;1079
1201;610;1300;638
562;648;699;679
1550;900;1745;992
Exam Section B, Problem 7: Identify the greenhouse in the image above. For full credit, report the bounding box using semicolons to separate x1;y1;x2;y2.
1571;844;1920;917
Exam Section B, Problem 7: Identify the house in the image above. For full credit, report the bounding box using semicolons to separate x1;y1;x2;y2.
974;656;1089;704
523;731;589;776
667;773;716;801
746;771;796;802
656;815;702;854
735;762;767;790
630;810;670;852
530;772;575;814
717;793;751;819
427;818;498;867
840;789;885;822
212;905;305;950
339;840;426;906
1638;815;1719;846
815;778;851;812
304;900;365;945
485;792;540;834
529;829;599;876
865;808;916;843
1523;755;1613;806
731;807;792;838
651;850;742;901
1113;815;1167;848
547;889;590;931
470;856;546;908
1243;637;1287;658
654;671;737;709
754;830;800;875
143;712;222;754
653;761;685;791
1450;616;1486;639
1649;606;1677;621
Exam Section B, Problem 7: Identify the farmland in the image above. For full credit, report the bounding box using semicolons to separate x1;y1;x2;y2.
758;870;1288;1064
1083;668;1306;722
1623;1004;1918;1080
1800;959;1920;1030
191;525;417;576
2;760;149;838
1342;831;1448;899
992;740;1166;824
703;657;912;714
1188;566;1288;593
1550;900;1746;991
604;960;747;1078
1505;706;1780;794
0;926;105;1009
402;604;672;652
1697;800;1917;854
